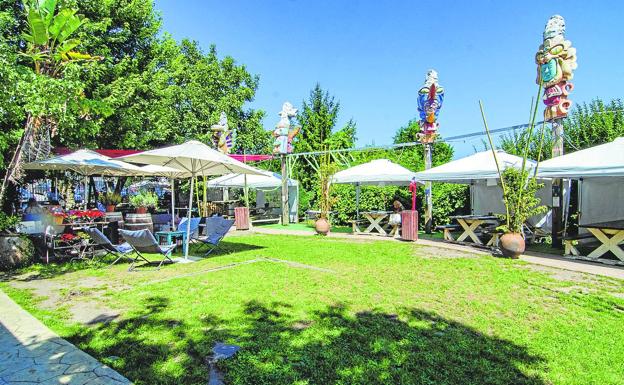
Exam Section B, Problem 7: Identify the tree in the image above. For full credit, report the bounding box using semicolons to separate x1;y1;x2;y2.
500;98;624;159
0;0;99;204
293;84;356;192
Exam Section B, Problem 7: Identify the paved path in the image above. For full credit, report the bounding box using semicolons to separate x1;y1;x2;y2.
251;227;624;280
0;290;131;385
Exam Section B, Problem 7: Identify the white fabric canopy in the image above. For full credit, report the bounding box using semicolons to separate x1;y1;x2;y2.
207;172;298;190
332;159;418;186
537;137;624;178
119;140;266;259
413;150;534;183
23;149;146;176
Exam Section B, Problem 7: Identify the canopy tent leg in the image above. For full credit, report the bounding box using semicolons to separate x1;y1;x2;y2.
356;182;360;221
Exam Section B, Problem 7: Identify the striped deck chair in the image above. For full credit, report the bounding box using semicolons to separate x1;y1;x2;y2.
119;229;176;271
195;216;235;256
85;227;133;267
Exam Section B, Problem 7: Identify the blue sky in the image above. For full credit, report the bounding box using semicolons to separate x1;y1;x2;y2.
155;0;624;157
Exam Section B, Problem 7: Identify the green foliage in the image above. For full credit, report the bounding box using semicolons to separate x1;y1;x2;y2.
129;191;158;209
497;168;547;233
500;98;624;160
100;191;121;205
0;212;20;233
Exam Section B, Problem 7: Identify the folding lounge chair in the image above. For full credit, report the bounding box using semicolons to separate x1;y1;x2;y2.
85;227;133;267
119;229;177;271
176;217;201;255
195;216;234;256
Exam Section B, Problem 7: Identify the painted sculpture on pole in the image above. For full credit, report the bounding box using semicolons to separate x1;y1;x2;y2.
273;102;301;154
417;69;445;143
535;15;577;121
210;112;233;153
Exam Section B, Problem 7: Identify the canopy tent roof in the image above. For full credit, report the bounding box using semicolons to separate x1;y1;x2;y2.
537;137;624;178
332;159;419;186
23;149;146;176
413;150;535;183
207;172;298;190
118;140;266;177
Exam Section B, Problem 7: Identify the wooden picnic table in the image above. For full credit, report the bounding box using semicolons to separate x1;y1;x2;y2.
449;215;499;245
579;220;624;261
357;211;394;235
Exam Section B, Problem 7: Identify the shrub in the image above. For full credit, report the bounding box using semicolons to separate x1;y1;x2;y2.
130;191;159;209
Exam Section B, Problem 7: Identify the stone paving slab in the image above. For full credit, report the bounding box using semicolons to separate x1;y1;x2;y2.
0;289;131;385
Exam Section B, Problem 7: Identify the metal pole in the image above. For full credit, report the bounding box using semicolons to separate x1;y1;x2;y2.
281;155;289;225
170;178;175;231
244;174;249;208
551;119;564;248
185;175;194;260
356;182;360;221
424;143;433;233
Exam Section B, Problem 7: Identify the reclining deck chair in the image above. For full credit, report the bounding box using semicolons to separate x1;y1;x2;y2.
177;217;201;255
195;216;235;256
85;227;133;267
119;229;176;271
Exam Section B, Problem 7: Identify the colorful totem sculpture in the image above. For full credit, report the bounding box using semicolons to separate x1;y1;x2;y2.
210;112;233;153
273;102;301;154
535;15;577;121
417;70;445;143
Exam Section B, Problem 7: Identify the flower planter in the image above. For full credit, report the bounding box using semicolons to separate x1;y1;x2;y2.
135;206;148;214
315;217;330;236
499;232;525;259
106;205;116;213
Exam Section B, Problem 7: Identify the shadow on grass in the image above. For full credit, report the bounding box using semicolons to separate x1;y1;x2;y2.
64;297;546;385
185;240;265;258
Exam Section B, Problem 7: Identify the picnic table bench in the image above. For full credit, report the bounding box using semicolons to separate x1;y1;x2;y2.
575;220;624;264
449;215;499;245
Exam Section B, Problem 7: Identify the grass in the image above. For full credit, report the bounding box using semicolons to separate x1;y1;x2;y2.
1;234;624;385
258;221;353;233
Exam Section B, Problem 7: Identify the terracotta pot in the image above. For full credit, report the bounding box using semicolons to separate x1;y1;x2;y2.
135;206;148;214
106;205;116;213
499;232;525;259
315;217;330;236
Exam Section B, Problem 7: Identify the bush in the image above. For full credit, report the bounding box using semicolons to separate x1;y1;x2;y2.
129;191;159;209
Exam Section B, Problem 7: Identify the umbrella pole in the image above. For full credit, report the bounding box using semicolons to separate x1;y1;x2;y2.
170;178;175;231
244;174;249;208
185;176;194;260
356;182;360;221
84;176;89;209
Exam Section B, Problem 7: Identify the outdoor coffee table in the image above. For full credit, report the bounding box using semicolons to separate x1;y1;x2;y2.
449;215;499;245
155;230;187;255
579;220;624;261
361;211;392;235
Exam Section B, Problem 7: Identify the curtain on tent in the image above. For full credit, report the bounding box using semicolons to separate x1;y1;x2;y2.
579;177;624;228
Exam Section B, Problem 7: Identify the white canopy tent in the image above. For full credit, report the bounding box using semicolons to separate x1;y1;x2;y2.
413;150;552;226
537;137;624;226
332;159;419;219
119;140;266;259
207;172;300;222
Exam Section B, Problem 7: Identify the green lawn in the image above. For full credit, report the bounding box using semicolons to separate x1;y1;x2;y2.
1;234;623;385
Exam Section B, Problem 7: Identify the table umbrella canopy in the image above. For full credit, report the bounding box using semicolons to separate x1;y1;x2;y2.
536;137;624;178
118;140;266;177
23;149;146;176
118;140;266;260
207;172;298;190
332;159;419;186
413;150;535;183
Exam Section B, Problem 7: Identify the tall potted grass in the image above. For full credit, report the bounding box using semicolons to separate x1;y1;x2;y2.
315;150;337;235
479;92;547;258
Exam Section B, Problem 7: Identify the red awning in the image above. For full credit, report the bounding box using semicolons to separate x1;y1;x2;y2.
53;147;272;163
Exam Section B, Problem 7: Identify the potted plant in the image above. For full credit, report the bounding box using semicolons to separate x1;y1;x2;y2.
130;191;159;214
101;192;122;212
480;96;547;258
315;151;337;235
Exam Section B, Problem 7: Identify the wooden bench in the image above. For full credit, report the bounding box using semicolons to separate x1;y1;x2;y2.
349;219;367;233
563;233;596;256
436;224;460;241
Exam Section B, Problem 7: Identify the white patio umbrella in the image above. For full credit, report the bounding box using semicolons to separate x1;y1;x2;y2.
118;140;266;259
23;149;148;206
